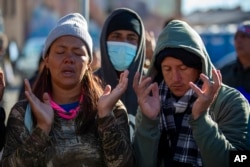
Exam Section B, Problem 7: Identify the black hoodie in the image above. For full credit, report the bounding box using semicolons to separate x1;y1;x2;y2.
96;8;146;137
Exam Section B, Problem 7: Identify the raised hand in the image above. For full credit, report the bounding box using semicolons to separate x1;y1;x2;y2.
133;72;160;120
97;70;129;118
24;79;54;135
189;69;222;120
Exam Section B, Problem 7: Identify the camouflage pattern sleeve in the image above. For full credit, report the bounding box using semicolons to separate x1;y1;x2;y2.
1;102;53;167
97;100;135;167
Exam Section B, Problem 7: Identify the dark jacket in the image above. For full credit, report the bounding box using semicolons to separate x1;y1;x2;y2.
220;59;250;102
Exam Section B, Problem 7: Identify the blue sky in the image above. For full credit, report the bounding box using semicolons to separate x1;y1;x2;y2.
182;0;250;15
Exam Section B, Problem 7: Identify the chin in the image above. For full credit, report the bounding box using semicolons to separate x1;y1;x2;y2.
171;88;187;97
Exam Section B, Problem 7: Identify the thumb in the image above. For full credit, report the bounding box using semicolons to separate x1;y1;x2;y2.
43;92;50;105
103;85;111;96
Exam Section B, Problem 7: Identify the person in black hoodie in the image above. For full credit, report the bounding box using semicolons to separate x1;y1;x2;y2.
96;8;146;140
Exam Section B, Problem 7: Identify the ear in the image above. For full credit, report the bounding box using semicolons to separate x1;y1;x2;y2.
44;55;49;68
84;63;89;72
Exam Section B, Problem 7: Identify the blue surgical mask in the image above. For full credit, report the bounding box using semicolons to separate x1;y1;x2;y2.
107;41;137;71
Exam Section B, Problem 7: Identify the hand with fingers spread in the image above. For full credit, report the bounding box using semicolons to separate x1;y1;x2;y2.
189;69;222;120
24;79;54;135
97;70;129;118
133;72;160;120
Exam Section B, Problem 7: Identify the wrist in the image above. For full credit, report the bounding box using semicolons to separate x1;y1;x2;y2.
37;124;51;135
97;110;112;118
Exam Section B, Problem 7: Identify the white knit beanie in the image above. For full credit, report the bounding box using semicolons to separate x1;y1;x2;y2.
42;13;93;62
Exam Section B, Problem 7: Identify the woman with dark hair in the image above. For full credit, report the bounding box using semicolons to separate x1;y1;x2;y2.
1;13;134;167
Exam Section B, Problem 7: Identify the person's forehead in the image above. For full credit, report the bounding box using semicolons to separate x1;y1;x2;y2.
162;56;183;64
109;30;138;36
235;31;250;38
52;35;85;45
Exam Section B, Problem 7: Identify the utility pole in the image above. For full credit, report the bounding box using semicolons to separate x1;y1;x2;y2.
80;0;89;24
176;0;182;18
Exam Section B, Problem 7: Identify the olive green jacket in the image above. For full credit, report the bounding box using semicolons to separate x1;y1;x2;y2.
133;20;250;167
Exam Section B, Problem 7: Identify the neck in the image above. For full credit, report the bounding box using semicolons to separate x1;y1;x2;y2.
51;86;82;105
116;70;122;77
238;55;250;69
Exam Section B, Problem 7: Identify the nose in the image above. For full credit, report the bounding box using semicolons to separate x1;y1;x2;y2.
119;37;129;43
63;52;75;64
172;69;181;82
